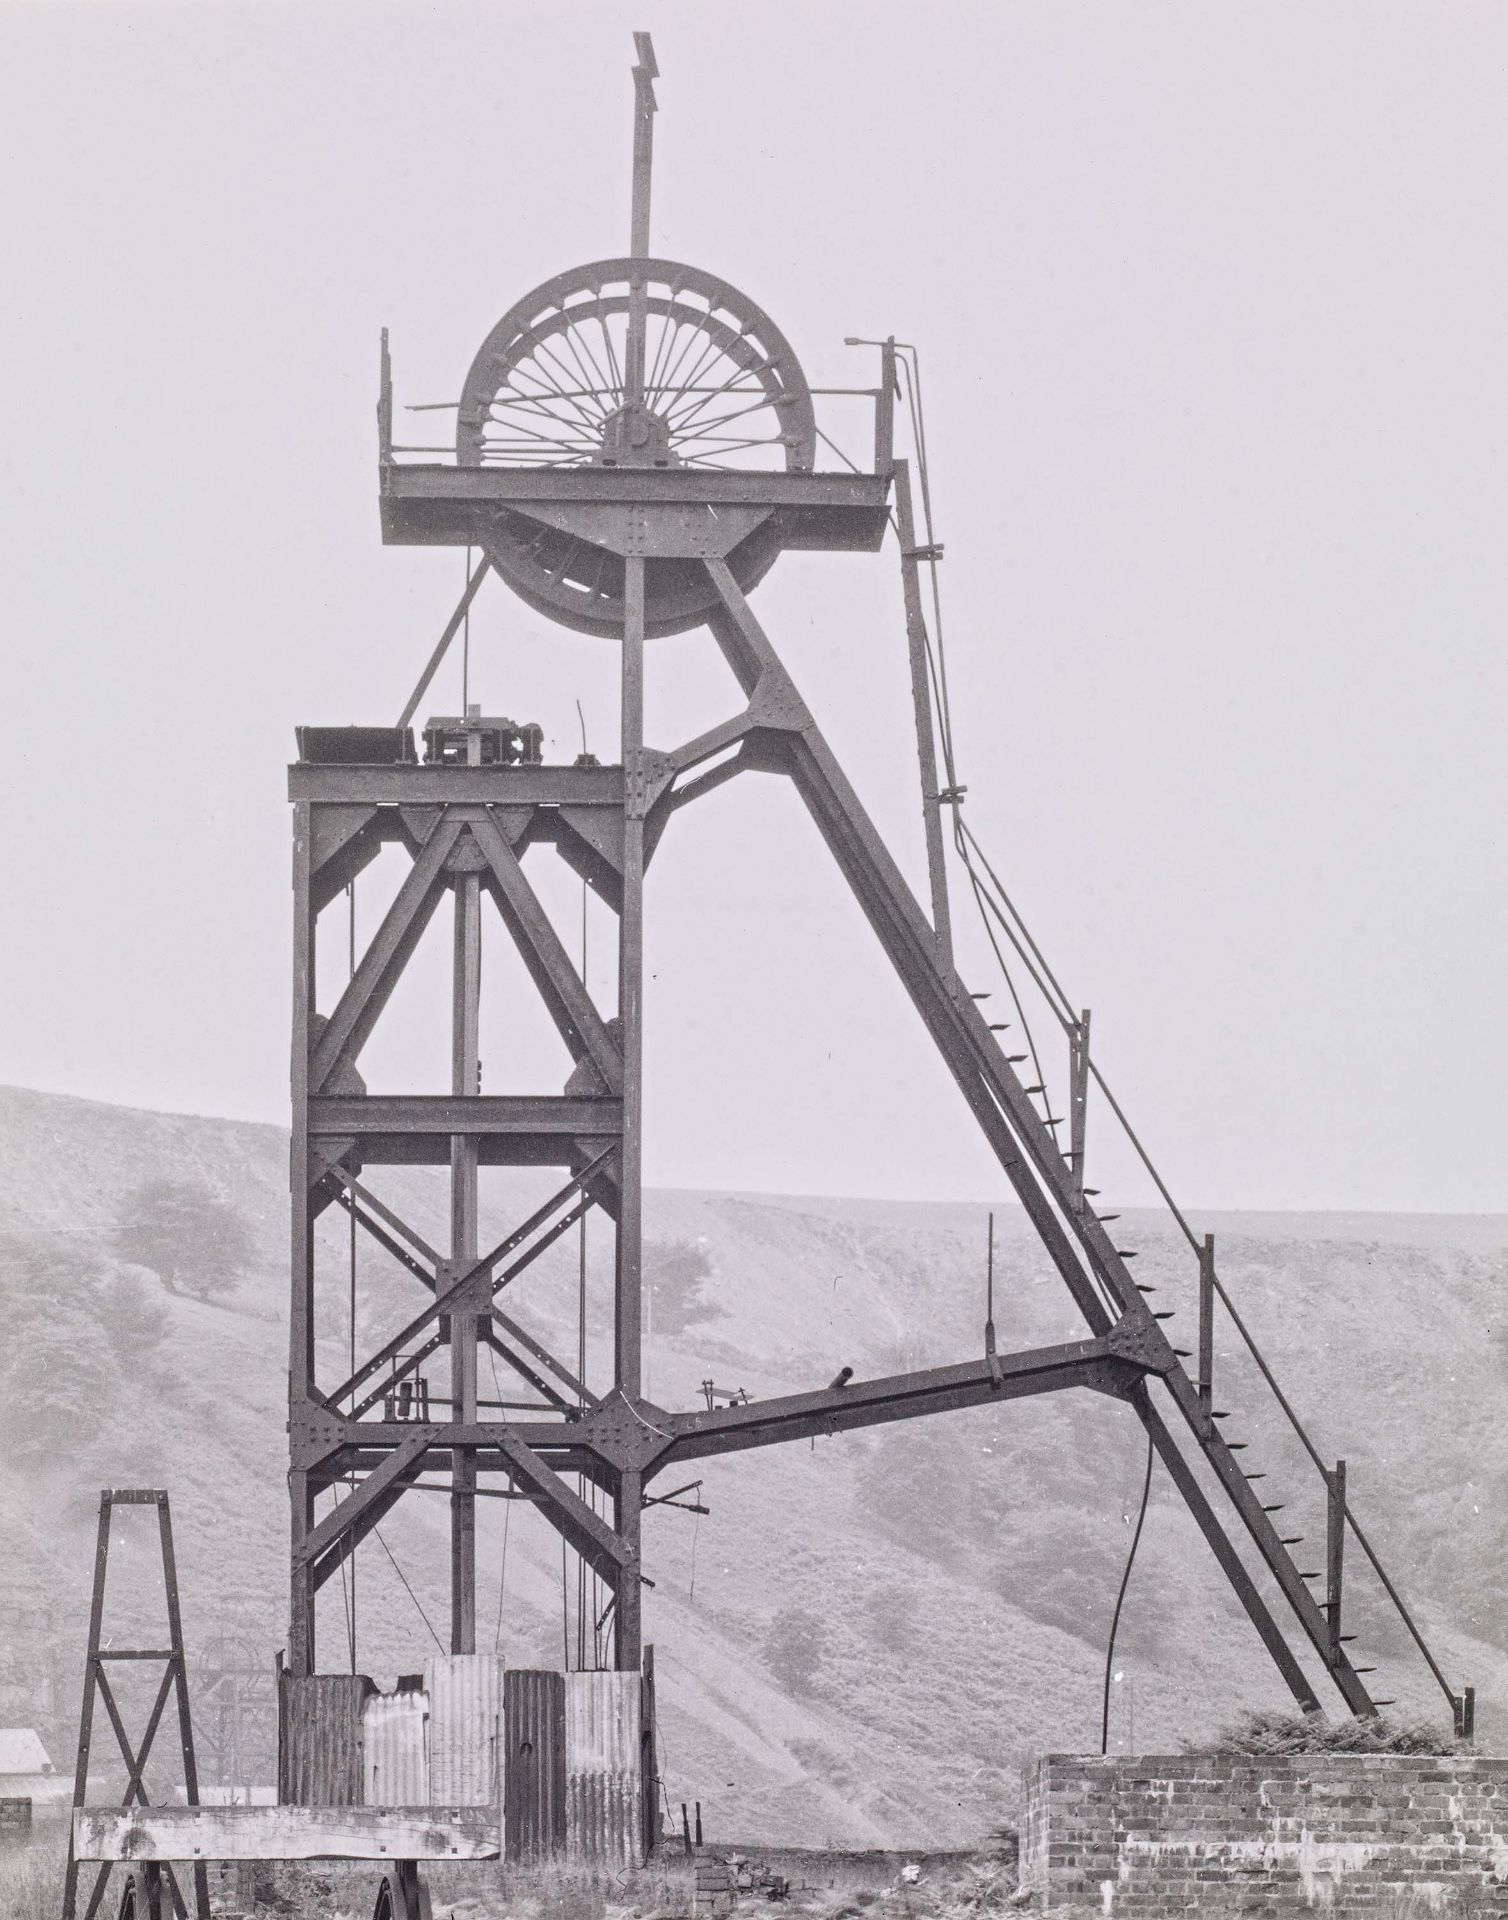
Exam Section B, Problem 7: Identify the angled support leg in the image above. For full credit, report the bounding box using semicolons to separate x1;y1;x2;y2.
701;557;1375;1718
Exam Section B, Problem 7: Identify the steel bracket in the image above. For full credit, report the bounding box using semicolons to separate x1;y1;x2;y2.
624;749;674;820
748;672;812;735
445;833;491;874
1105;1314;1178;1375
578;1389;675;1472
287;1400;350;1473
398;805;444;848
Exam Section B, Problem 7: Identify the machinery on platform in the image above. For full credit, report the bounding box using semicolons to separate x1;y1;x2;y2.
63;31;1472;1920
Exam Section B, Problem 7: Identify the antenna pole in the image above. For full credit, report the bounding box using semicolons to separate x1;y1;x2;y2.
627;32;658;403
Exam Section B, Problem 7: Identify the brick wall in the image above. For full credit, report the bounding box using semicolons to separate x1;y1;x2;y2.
1022;1753;1508;1914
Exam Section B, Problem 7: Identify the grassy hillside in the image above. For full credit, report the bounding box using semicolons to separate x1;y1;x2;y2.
0;1084;1502;1846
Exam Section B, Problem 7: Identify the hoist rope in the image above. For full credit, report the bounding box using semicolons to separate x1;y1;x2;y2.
1101;1432;1154;1754
493;1471;513;1657
373;1525;445;1653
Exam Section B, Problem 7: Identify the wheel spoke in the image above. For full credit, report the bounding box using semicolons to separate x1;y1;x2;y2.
481;412;601;450
668;393;782;438
595;311;625;400
506;355;604;437
648;313;709;404
646;311;692;401
557;317;615;414
665;359;769;434
657;331;728;415
530;337;612;427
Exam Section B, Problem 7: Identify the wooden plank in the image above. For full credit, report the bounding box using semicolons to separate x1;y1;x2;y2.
72;1805;499;1863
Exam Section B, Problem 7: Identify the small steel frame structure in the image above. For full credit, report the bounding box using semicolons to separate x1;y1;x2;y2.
62;1491;211;1920
284;30;1386;1730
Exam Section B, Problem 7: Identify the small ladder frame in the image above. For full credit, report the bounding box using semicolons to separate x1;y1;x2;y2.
62;1490;211;1920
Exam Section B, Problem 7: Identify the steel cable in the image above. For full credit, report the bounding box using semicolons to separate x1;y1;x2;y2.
372;1526;445;1654
1101;1432;1154;1754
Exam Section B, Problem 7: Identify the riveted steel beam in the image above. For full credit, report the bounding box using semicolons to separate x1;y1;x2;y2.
661;1340;1134;1465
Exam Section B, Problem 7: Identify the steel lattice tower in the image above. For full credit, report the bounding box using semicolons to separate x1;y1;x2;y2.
283;34;1429;1732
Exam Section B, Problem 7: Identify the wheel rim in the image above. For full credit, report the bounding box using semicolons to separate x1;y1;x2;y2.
456;257;816;636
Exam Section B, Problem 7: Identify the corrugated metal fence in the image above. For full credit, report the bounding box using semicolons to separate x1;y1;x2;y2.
363;1686;430;1806
426;1653;503;1807
281;1659;646;1860
565;1671;643;1866
503;1669;566;1861
278;1673;374;1808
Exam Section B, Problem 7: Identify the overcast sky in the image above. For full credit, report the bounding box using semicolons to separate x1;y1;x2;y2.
0;1;1503;1213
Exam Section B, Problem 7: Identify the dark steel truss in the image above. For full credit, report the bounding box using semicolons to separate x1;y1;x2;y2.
286;34;1378;1722
287;520;1378;1721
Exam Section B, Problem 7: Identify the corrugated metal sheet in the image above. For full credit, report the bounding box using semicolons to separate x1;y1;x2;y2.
362;1688;430;1807
425;1654;502;1807
503;1670;566;1861
278;1674;374;1807
565;1671;642;1866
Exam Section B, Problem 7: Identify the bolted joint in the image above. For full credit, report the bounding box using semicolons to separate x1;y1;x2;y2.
624;748;674;820
287;1400;350;1472
578;1388;675;1473
1104;1314;1178;1375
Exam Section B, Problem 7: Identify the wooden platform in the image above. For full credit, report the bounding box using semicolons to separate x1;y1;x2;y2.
72;1805;499;1862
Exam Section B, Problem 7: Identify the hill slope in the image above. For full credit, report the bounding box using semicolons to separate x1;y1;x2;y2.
0;1084;1502;1845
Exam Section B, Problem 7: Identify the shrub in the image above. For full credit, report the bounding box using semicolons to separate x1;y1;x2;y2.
646;1238;723;1337
764;1605;828;1691
111;1179;256;1303
1184;1706;1469;1756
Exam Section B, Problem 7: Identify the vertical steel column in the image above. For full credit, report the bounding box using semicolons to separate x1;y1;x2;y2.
1326;1458;1346;1666
1197;1233;1215;1422
615;557;647;1670
873;336;896;474
893;459;952;963
450;729;482;1655
61;1500;111;1920
158;1496;212;1920
288;802;317;1675
625;35;657;404
1068;1009;1091;1213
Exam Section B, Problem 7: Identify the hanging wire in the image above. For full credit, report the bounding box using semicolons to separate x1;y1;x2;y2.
485;1341;513;1655
493;1466;513;1657
1101;1432;1154;1754
373;1526;445;1653
561;1535;571;1671
334;1487;354;1673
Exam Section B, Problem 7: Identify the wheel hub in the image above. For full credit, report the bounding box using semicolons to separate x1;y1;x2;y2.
594;400;680;468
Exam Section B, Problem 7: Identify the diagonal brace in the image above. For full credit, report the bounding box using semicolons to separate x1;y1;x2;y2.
311;814;464;1090
494;1430;630;1582
297;1432;429;1570
470;809;623;1091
